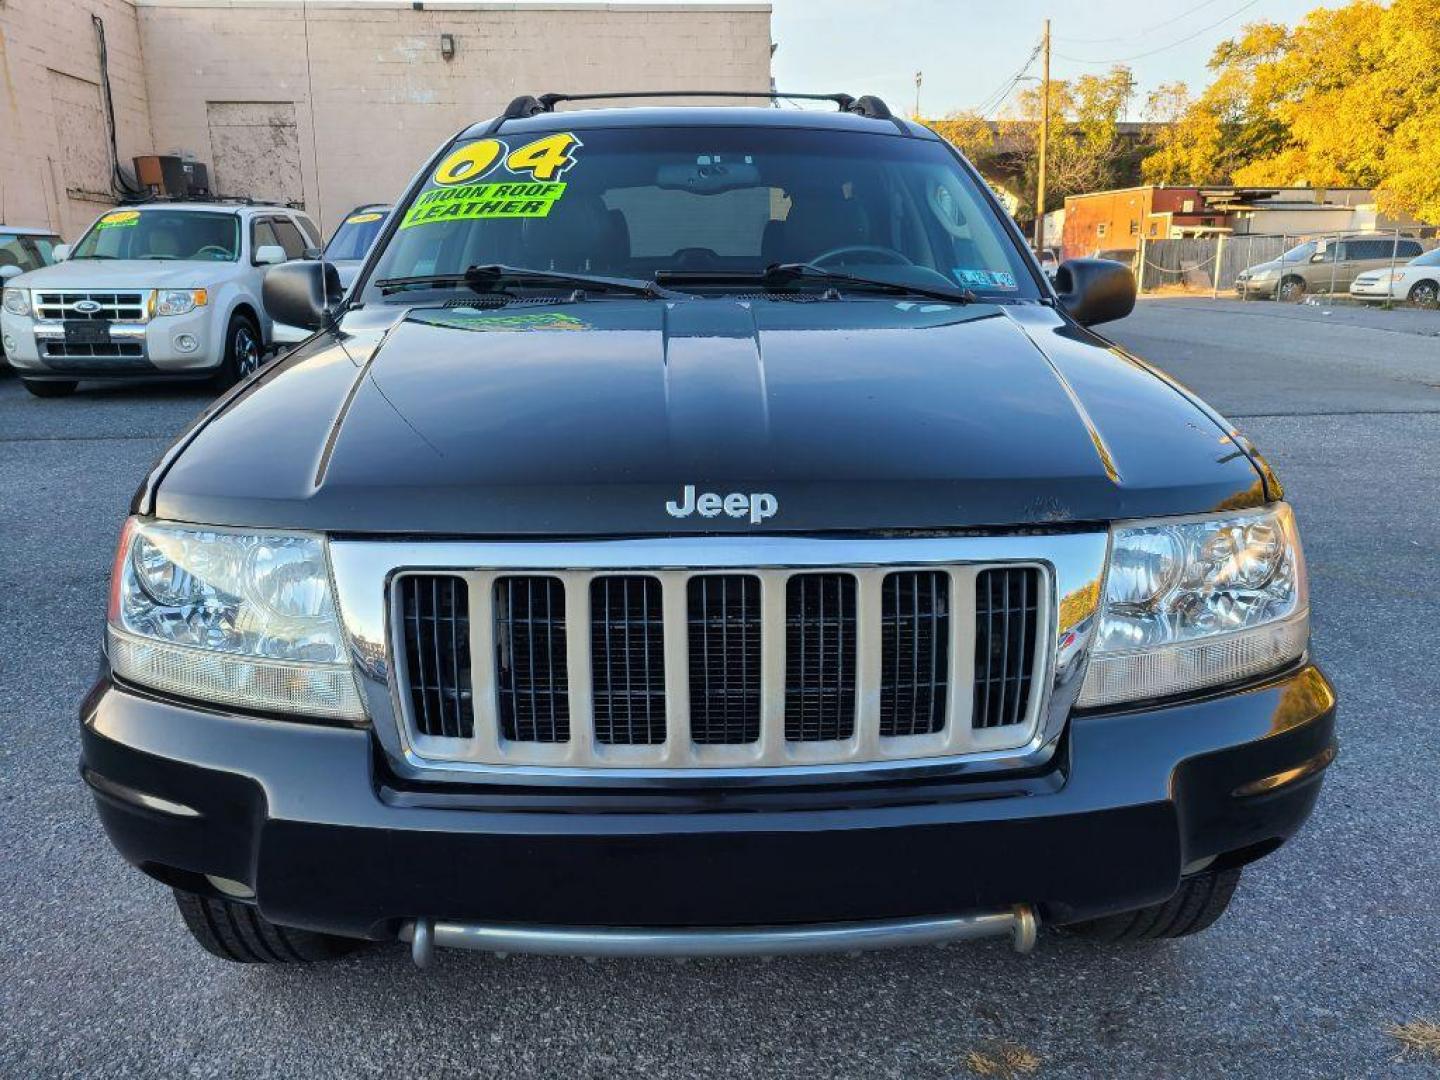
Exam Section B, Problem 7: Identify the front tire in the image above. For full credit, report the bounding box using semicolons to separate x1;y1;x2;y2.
1061;867;1242;943
173;889;362;964
22;379;78;397
212;314;263;389
1278;276;1306;302
1408;280;1438;309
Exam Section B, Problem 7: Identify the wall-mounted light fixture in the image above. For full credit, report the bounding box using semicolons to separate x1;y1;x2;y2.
440;33;455;61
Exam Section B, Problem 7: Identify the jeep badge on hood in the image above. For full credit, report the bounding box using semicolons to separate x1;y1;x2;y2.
666;484;778;524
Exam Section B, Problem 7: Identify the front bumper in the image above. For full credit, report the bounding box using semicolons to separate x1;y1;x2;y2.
1349;280;1395;299
0;309;218;378
81;664;1336;941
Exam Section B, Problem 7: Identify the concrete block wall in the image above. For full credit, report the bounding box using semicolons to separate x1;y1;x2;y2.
137;1;774;234
0;0;772;240
0;0;154;237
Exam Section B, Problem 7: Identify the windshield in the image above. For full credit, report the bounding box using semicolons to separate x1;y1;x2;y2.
1411;247;1440;267
326;209;389;261
366;126;1039;300
1278;241;1317;262
70;209;240;262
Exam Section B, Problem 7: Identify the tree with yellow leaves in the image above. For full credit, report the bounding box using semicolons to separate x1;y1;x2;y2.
1140;0;1440;222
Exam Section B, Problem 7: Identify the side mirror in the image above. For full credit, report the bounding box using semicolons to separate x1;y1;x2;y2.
263;259;342;332
255;244;287;266
1054;258;1135;327
0;264;22;281
52;244;70;262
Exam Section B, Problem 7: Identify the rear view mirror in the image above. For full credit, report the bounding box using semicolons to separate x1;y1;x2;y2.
263;260;342;332
1054;258;1136;327
656;161;761;194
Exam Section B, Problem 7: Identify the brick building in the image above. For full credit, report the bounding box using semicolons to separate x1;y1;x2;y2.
0;0;773;238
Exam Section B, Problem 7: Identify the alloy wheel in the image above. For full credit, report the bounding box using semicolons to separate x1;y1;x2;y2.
235;325;260;377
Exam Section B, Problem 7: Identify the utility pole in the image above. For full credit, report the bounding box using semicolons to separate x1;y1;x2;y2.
914;71;923;119
1033;18;1051;252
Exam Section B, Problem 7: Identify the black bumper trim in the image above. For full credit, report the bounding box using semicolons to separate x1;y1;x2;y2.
80;665;1336;938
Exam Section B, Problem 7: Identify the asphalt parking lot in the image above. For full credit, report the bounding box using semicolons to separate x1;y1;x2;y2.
1;295;1437;1079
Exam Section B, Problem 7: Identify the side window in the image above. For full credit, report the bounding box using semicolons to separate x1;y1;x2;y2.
294;214;321;248
252;219;280;263
1398;240;1422;258
31;237;59;266
272;219;307;260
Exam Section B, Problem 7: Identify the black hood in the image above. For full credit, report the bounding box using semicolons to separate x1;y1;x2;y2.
152;297;1270;534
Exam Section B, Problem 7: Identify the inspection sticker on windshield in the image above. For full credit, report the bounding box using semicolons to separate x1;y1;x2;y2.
955;268;1017;289
97;210;141;230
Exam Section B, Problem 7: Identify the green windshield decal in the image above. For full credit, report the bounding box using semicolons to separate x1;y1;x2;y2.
410;309;590;332
400;132;583;229
400;181;567;228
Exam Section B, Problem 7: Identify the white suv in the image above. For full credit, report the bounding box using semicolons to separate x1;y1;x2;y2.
0;201;320;397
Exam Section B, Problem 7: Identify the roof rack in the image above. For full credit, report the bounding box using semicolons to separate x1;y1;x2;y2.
132;193;287;208
499;90;896;121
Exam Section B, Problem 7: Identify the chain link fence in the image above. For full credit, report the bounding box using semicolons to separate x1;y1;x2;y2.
1132;228;1440;302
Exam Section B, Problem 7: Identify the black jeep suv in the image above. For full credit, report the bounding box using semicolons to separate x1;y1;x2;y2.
82;93;1334;966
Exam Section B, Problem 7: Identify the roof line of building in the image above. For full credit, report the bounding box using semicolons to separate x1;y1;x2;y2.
131;1;773;11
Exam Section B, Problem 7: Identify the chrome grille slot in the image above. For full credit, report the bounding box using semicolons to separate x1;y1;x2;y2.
784;573;857;742
41;341;146;362
590;576;667;745
34;290;147;322
399;575;473;739
494;576;569;743
359;538;1091;779
973;567;1040;729
879;571;950;737
687;575;761;744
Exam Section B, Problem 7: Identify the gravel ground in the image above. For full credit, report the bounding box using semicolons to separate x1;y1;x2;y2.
1;297;1437;1079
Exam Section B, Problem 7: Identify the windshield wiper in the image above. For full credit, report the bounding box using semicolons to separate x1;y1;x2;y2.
375;264;673;299
655;264;975;305
761;263;976;304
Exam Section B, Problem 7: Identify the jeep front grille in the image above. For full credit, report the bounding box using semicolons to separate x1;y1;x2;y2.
391;560;1051;771
784;574;857;742
878;571;950;738
591;576;667;745
494;576;569;743
687;575;761;744
33;290;148;322
974;567;1040;729
400;575;474;739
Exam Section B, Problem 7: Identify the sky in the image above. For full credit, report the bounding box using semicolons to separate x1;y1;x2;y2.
768;0;1349;119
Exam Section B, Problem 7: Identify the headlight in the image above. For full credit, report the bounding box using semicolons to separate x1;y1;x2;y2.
1248;268;1276;281
2;287;29;316
1078;504;1308;708
107;519;364;721
153;288;207;317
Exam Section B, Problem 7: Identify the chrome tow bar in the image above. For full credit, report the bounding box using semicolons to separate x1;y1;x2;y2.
402;905;1039;968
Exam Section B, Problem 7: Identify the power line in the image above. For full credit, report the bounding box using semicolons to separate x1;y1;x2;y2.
1054;0;1264;65
1055;0;1230;46
971;38;1043;115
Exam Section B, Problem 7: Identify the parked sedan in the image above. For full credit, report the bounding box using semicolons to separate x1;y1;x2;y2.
1349;246;1440;308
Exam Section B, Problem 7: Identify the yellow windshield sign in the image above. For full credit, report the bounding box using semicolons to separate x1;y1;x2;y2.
97;210;141;229
345;212;384;225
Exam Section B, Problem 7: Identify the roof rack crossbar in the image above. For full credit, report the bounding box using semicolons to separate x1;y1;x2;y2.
500;90;894;120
